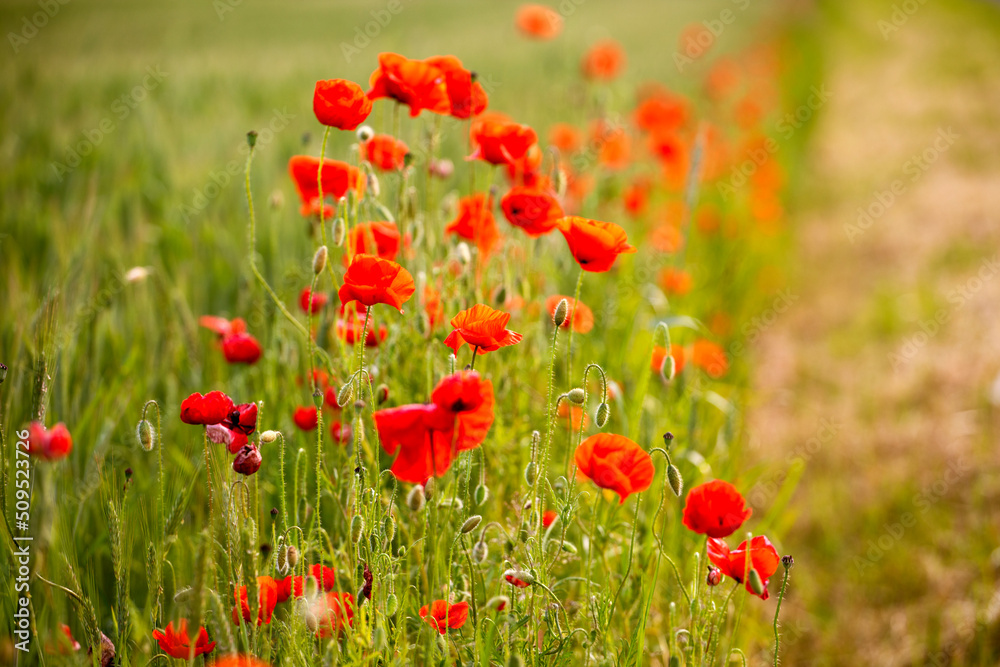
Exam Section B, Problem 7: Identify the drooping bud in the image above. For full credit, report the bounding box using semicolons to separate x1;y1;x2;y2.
136;419;155;451
423;477;435;499
406;485;426;512
474;484;490;506
312;245;328;274
332;218;346;246
286;545;299;569
472;539;488;563
356;125;375;142
438;498;463;511
336;381;354;408
748;568;766;596
503;569;535;587
523;461;537;486
383;515;396;542
367;171;381;198
276;544;289;571
461;515;482;534
706;567;723;586
376;384;390;405
567;388;586;405
553;298;569;327
595;402;610;428
667;464;683;497
259;429;278;444
351;515;364;543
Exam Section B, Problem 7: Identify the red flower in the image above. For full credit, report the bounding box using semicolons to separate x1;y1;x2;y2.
443;304;522;355
548;123;582;154
623;178;651;215
651;344;685;375
346;220;401;264
59;624;80;652
445;193;501;257
311;564;338;591
634;89;689;134
222;333;262;364
469;114;538;167
232;444;262;476
288;156;365;217
706;535;780;599
152;620;215;660
515;4;562;39
224;402;258;437
233;576;279;626
504;571;532;588
180;391;234;426
419;600;469;634
682;480;752;538
582;39;626;81
424;55;488;119
545;294;593;333
556;216;636;272
330;420;352;444
293;406;318;431
299;288;328;314
338;254;415;312
367;52;450;117
335;317;388;347
591;120;631;170
364;134;409;171
542;510;558;528
211;657;271;667
199;315;247;339
313;79;372;131
575;433;654;503
375;371;494;483
314;592;355;637
660;267;693;295
26;422;73;461
500;186;564;237
691;339;729;378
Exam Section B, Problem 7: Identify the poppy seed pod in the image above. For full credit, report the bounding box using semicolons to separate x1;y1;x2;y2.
136;419;155;451
782;554;794;570
406;485;426;512
0;362;7;384
313;245;328;275
567;388;586;405
595;402;610;428
667;464;683;497
246;130;258;148
748;568;766;596
461;515;482;534
357;125;375;142
553;298;569;327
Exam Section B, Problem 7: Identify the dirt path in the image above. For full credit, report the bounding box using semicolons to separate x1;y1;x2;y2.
747;1;1000;664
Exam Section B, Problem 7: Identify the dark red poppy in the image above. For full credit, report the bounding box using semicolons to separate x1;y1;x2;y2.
375;371;494;483
419;600;469;634
346;220;401;264
500;186;564;237
313;79;372;131
314;592;355;637
691;340;729;378
232;444;262;476
556;216;636;272
582;39;626;81
199;315;247;339
152;620;215;660
424;55;488;119
299;288;328;314
288;156;365;217
224;403;258;437
337;254;415;312
232;576;278;626
27;422;73;461
682;480;751;538
293;406;318;431
706;535;780;599
515;4;562;39
368;52;450;117
545;294;593;333
180;391;234;426
468;113;538;166
443;304;522;355
222;333;262;364
364;134;409;171
445;193;501;257
575;433;654;503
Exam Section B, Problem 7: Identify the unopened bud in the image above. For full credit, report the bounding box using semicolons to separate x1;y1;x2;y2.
376;384;390;405
662;354;676;381
260;430;278;444
383;515;396;542
474;484;490;506
246;130;258;148
748;568;766;596
336;381;354;408
406;485;426;512
423;477;435;499
653;322;670;348
472;539;489;563
486;595;509;611
351;515;364;543
312;245;328;274
782;555;794;570
503;569;535;587
461;515;482;534
304;612;318;633
706;567;722;586
333;218;346;246
567;388;585;405
367;172;381;197
524;461;537;486
356;125;374;142
595;402;610;428
667;464;683;497
136;419;154;451
553;298;569;327
286;545;299;569
438;497;463;511
456;242;472;266
277;544;289;571
385;593;399;616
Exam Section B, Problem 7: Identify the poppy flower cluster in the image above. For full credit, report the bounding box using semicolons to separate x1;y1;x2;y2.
152;620;215;659
199;315;263;364
368;52;487;120
27;422;73;461
180;391;261;475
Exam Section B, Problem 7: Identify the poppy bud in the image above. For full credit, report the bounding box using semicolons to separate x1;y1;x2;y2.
461;515;482;534
277;544;289;571
367;171;381;197
667;464;683;497
356;125;375;142
353;399;365;411
313;245;328;275
406;485;426;512
383;515;396;542
486;595;509;611
661;354;676;381
287;545;299;568
503;568;535;587
748;568;766;596
706;567;723;587
560;541;578;554
350;515;364;543
474;484;490;506
524;461;537;486
376;384;390;405
136;419;155;451
438;497;463;511
125;467;133;479
423;477;435;499
333;218;346;246
472;539;489;563
260;430;278;444
782;554;794;570
553;298;569;327
233;444;262;476
304;612;318;633
270;507;278;517
567;388;585;405
595;402;610;428
652;321;670;348
336;381;354;408
396;545;406;558
247;130;258;148
386;593;399;616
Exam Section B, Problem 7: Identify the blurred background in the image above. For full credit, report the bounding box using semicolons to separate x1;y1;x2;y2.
2;0;999;664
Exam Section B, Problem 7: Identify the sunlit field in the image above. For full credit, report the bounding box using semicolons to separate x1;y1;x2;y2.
3;0;1000;665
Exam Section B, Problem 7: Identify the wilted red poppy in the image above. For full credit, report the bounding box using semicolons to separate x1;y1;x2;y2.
419;600;469;634
152;620;215;660
232;576;279;626
445;193;501;257
335;317;388;347
582;40;625;81
375;371;494;483
515;4;562;39
469;114;538;167
425;55;488;119
545;294;593;333
443;304;522;355
682;479;752;538
556;216;636;272
575;433;654;503
27;422;73;461
660;267;693;295
293;406;318;431
233;444;262;476
288;156;365;217
180;391;234;426
313;79;372;131
199;316;247;339
298;288;328;314
548;123;581;154
691;339;729;378
706;535;780;599
222;333;262;364
542;510;558;528
651;344;685;375
500;186;564;237
346;220;401;263
368;52;450;117
364;134;409;171
314;592;355;637
338;254;415;312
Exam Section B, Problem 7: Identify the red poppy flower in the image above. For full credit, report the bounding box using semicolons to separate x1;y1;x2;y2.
590;120;631;170
556;216;636;272
651;344;685;375
575;433;654;503
634;89;689;134
582;39;626;81
650;222;684;253
545;294;593;333
548;123;581;154
152;620;215;660
623;178;651;215
299;288;328;314
313;79;372;131
443;304;522;355
682;480;752;538
375;371;494;483
364;134;409;171
424;55;488;119
542;510;558;528
180;391;234;426
335;316;388;347
515;4;562;39
660;267;693;295
199;316;247;339
500;186;564;237
311;564;337;591
26;422;73;461
504;571;532;588
469;114;538;167
212;656;271;667
222;333;262;364
445;193;501;257
557;402;587;432
691;340;729;378
331;420;353;444
706;535;780;599
338;254;415;312
419;600;469;634
59;624;80;652
346;220;401;264
368;52;450;117
288;156;365;216
314;592;355;637
233;576;279;626
293;406;318;431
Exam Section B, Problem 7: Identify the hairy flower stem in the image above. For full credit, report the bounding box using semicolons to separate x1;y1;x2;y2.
533;323;561;560
565;268;584;386
276;432;289;531
203;431;214;534
772;564;792;666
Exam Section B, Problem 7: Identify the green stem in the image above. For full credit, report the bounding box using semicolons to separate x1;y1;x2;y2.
773;564;792;667
565;268;585;387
